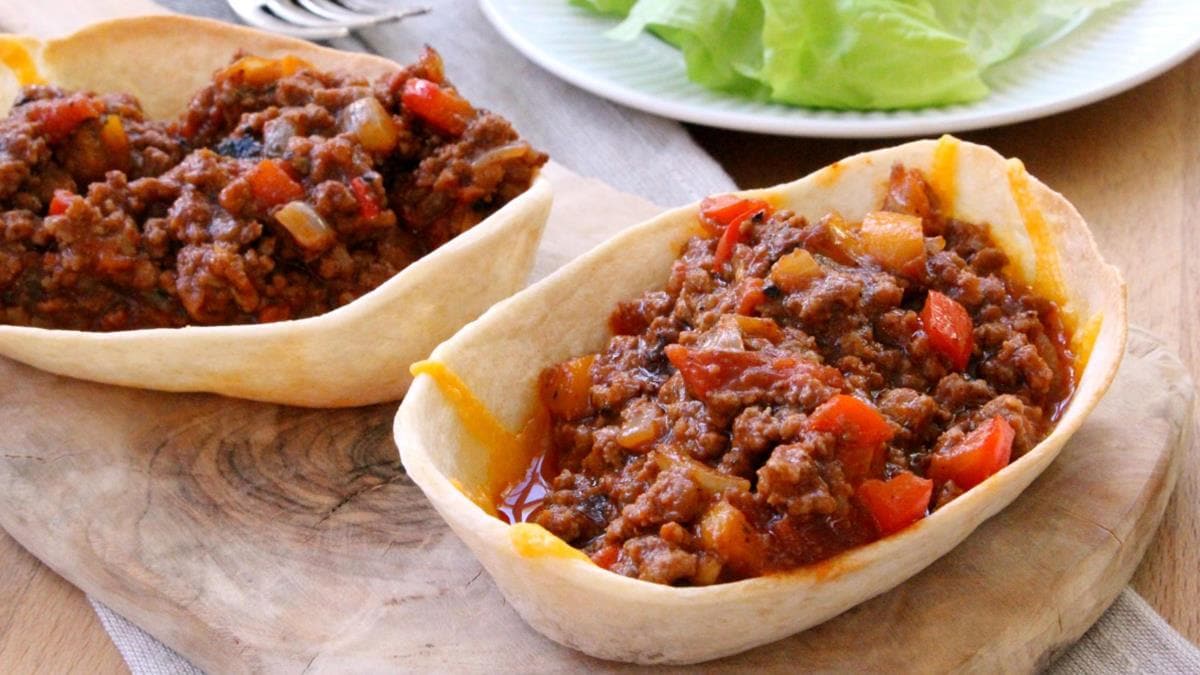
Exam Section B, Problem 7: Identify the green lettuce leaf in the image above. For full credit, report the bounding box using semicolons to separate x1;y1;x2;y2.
927;0;1124;66
607;0;767;94
572;0;1126;110
758;0;987;109
569;0;637;16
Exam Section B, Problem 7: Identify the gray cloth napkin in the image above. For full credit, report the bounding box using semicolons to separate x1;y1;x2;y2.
79;0;1199;672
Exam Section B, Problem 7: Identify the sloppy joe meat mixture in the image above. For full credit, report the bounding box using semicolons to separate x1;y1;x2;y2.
506;166;1074;586
0;49;545;330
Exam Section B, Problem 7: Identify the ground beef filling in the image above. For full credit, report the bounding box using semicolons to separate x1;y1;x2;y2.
505;166;1074;586
0;49;546;330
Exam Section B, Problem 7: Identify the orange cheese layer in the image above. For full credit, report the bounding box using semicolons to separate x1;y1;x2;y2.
509;522;591;562
931;135;959;214
1005;159;1100;374
410;360;590;561
410;359;546;514
0;39;44;86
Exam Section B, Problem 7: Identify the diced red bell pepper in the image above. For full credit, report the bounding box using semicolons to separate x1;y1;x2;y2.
809;394;895;484
247;159;304;207
705;197;771;270
48;190;73;216
350;177;381;219
857;471;933;535
921;290;974;371
700;195;770;228
735;277;766;315
29;95;103;141
401;78;475;136
929;416;1014;490
665;345;842;400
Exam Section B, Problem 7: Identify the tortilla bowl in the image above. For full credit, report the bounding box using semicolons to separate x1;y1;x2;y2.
394;138;1127;663
0;16;552;407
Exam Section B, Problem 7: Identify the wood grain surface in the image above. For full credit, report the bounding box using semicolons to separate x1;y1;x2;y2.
0;327;1190;672
0;3;1196;672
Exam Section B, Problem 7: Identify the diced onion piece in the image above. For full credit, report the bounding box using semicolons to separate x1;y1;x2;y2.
769;248;822;292
539;354;595;421
262;117;297;156
616;400;663;450
275;200;334;250
822;212;863;264
698;501;764;576
696;315;745;351
859;210;926;276
220;55;311;86
652;451;750;497
339;97;399;153
472;142;533;170
734;315;783;343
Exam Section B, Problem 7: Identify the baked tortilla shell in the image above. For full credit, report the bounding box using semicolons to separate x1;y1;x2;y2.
0;16;552;407
394;138;1127;663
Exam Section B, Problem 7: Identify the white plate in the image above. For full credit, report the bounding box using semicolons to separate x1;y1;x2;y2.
480;0;1200;138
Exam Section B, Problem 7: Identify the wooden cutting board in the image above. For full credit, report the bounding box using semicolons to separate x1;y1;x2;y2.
0;314;1190;673
0;3;1193;672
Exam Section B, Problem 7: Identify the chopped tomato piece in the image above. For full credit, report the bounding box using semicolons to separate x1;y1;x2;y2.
809;394;894;483
29;95;102;140
47;190;73;216
735;278;766;315
350;177;381;219
417;46;445;84
539;354;596;421
699;195;770;228
856;471;933;535
929;416;1014;490
591;544;620;570
882;164;935;223
921;290;974;371
665;345;842;400
256;305;291;323
247;159;304;207
401;78;475;136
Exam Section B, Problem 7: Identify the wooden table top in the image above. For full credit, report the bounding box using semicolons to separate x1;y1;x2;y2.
0;41;1195;675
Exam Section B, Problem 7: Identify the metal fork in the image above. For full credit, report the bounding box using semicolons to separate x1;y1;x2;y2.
228;0;429;40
